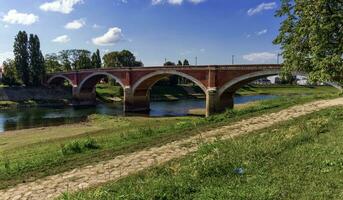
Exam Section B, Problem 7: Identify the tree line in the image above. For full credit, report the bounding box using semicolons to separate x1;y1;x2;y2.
1;32;144;87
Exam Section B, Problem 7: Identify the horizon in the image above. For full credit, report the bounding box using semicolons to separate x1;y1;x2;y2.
0;0;283;66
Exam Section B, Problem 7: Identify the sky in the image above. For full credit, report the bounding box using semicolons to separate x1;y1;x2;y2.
0;0;283;66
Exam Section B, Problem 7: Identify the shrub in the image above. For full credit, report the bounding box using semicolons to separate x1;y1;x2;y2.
61;138;100;155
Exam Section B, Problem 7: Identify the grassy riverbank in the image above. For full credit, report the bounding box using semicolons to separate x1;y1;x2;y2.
0;92;340;190
96;84;338;102
62;105;343;200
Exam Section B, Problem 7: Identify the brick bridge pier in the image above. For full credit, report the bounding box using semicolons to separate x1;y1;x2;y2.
45;64;281;116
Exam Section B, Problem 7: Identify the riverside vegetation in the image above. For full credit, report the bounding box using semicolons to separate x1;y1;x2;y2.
61;104;343;200
0;86;341;191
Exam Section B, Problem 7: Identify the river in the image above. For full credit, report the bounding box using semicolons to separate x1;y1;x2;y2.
0;95;276;133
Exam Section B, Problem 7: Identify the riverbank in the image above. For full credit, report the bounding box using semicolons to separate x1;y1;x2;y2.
63;101;343;200
0;87;72;110
0;92;340;191
1;95;343;199
96;84;339;102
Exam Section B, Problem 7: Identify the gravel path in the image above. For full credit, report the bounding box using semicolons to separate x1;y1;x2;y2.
1;97;343;200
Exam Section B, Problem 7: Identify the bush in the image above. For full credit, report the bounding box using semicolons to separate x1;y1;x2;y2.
61;138;100;155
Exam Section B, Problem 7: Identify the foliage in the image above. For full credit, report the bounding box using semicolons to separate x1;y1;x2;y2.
45;53;63;73
183;59;190;66
61;138;100;155
1;59;20;86
58;50;72;71
274;0;343;84
28;34;45;86
91;49;102;68
103;50;143;67
164;61;175;66
13;31;30;86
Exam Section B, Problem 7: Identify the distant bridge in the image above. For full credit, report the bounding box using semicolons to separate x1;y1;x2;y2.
45;64;282;116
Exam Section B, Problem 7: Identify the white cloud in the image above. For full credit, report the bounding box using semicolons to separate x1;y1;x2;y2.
65;19;85;29
2;10;39;25
243;52;276;63
92;27;123;46
40;0;83;14
256;29;268;36
247;2;277;16
0;51;14;65
52;35;70;43
152;0;205;5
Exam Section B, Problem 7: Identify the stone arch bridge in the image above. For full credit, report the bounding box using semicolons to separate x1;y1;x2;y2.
45;64;281;116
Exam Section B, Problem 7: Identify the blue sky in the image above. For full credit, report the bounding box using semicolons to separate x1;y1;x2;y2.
0;0;283;66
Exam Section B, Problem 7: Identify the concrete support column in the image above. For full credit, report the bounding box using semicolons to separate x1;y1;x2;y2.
217;92;234;112
72;86;96;105
124;87;150;112
206;88;218;117
206;88;234;117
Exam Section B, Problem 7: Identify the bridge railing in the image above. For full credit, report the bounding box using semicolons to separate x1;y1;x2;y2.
46;64;282;76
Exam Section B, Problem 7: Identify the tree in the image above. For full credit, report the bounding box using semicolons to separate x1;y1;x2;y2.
91;49;102;68
45;54;63;73
29;34;45;86
183;59;190;66
58;49;92;70
164;61;175;66
58;50;72;71
177;60;183;66
103;50;143;67
274;0;343;84
13;31;30;86
2;59;19;86
74;50;92;70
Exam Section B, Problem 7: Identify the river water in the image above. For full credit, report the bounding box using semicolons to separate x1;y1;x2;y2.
0;95;276;133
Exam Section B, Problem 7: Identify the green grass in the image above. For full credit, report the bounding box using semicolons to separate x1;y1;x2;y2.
237;85;337;96
96;83;123;102
62;106;343;200
0;92;340;190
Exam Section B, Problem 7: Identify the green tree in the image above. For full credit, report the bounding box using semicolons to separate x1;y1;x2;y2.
183;59;190;66
177;60;183;66
45;53;63;73
13;31;30;86
274;0;343;84
58;49;92;70
163;61;175;66
29;34;45;86
2;59;19;86
58;50;72;71
103;50;143;67
91;49;102;68
74;50;92;70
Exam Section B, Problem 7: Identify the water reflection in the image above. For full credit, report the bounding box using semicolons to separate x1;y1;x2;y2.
0;95;276;133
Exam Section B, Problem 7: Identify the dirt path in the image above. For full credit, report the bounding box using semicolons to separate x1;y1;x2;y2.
1;97;343;200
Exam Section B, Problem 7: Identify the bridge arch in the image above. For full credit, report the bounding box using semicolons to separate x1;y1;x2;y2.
77;72;125;94
47;74;76;87
126;70;207;113
132;70;207;94
218;69;280;96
